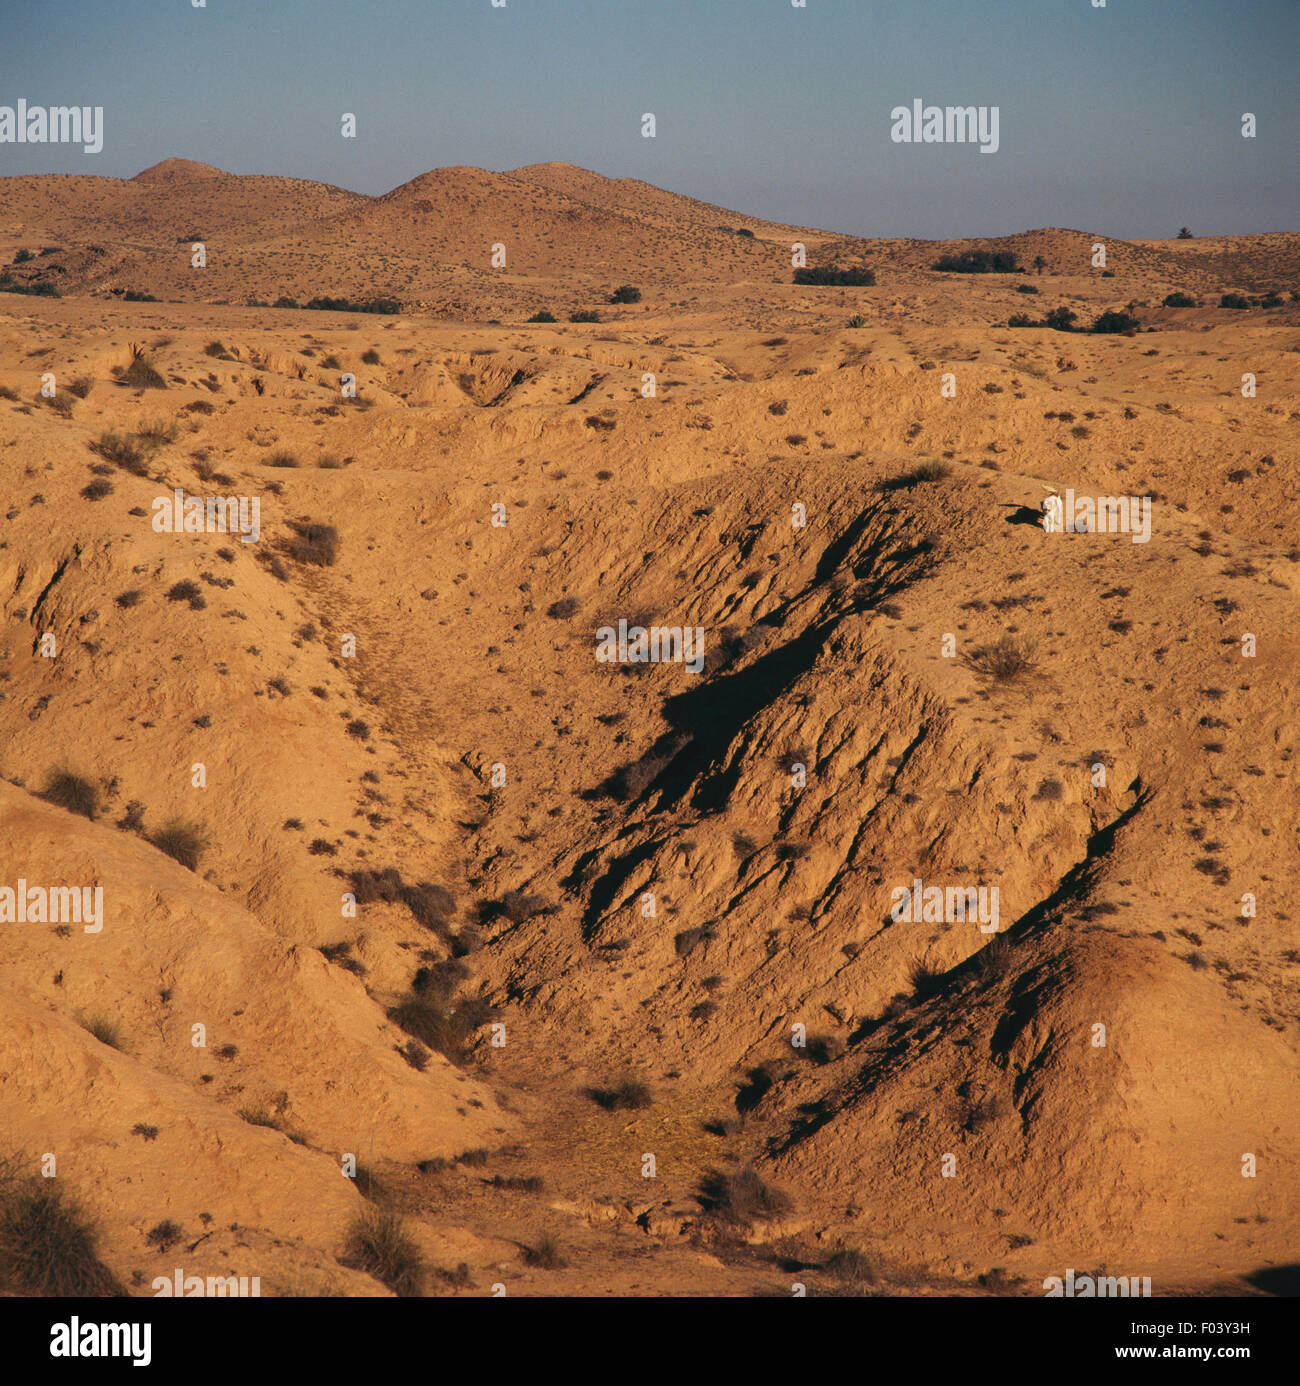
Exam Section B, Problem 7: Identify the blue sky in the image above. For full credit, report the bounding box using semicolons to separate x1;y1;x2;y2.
1;0;1296;238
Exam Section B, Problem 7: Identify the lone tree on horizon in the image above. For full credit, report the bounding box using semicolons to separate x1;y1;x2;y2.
1177;227;1194;239
1033;255;1046;275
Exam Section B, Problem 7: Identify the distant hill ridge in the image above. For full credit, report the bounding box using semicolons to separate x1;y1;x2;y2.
1;158;1294;305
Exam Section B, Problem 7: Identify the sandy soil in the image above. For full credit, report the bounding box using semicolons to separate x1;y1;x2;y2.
0;160;1296;1297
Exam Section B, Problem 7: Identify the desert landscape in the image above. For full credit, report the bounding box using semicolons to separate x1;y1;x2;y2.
0;152;1297;1303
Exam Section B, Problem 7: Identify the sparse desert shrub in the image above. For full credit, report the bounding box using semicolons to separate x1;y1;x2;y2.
0;275;60;297
305;295;400;315
969;635;1037;681
1220;293;1250;310
0;1158;123;1295
569;309;601;323
794;265;875;286
238;1105;282;1130
349;866;406;905
588;1080;652;1111
403;881;456;931
345;719;370;740
527;310;557;323
136;417;178;446
977;934;1012;981
703;1166;791;1224
1091;310;1140;334
66;375;94;399
166;579;203;607
150;819;207;871
120;345;166;389
203;341;230;358
1044;307;1077;331
908;959;946;1002
81;1016;123;1049
674;925;717;960
501;890;546;923
546;596;581;619
345;1206;425;1296
361;348;380;365
881;459;950;490
41;770;98;820
285;520;338;566
116;589;143;608
413;958;469;1002
911;458;949;482
932;250;1021;274
122;290;158;303
825;1247;875;1286
523;1232;566;1269
92;430;149;475
319;940;365;977
610;285;641;304
144;1219;182;1252
487;1175;545;1193
388;993;495;1066
1163;292;1196;308
266;451;299;468
961;1092;1007;1133
846;314;867;328
1015;283;1039;294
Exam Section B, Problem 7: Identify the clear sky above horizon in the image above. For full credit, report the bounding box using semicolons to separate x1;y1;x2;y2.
1;0;1296;239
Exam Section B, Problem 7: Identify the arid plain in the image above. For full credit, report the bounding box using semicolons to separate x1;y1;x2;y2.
0;159;1297;1296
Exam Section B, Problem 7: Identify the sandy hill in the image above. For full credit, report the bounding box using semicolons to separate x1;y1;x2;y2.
5;159;1295;322
509;160;823;240
132;158;231;184
0;170;1296;1296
